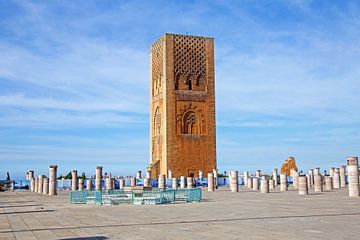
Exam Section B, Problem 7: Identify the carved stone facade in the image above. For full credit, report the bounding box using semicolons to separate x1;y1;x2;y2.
148;33;216;178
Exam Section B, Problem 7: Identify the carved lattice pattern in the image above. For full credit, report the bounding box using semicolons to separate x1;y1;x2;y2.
152;37;164;95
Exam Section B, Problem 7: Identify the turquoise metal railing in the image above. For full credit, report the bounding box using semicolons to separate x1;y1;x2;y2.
70;188;202;205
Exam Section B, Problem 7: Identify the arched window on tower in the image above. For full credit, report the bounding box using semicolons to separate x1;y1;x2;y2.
182;111;197;134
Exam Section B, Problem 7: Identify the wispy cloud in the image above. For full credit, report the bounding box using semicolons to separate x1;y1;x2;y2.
0;0;360;178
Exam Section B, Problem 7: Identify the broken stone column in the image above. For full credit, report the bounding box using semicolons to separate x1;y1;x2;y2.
247;177;253;189
48;165;57;195
144;178;150;187
256;170;261;177
243;171;249;187
314;174;323;192
38;175;44;194
325;176;333;190
213;169;218;188
198;171;203;179
28;170;34;180
306;174;311;189
230;171;238;192
30;178;35;192
119;178;125;190
187;177;194;189
280;174;287;191
95;166;103;191
309;169;314;186
208;173;214;192
42;177;49;195
252;177;259;191
340;166;346;188
105;177;112;190
71;170;78;191
330;167;335;179
130;177;136;187
168;170;173;179
180;176;186;188
86;179;92;190
172;178;178;189
314;168;320;176
269;179;275;189
35;178;39;193
146;171;151;179
158;174;166;189
293;171;299;189
273;168;278;186
260;176;269;194
78;178;84;190
298;176;308;195
136;170;142;179
347;156;359;197
333;168;340;189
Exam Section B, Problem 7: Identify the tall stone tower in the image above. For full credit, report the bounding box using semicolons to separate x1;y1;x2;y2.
148;33;216;178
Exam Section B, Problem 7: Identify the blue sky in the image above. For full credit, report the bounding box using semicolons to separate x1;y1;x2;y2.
0;0;359;179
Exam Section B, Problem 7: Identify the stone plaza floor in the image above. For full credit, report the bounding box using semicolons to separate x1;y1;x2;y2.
0;187;359;240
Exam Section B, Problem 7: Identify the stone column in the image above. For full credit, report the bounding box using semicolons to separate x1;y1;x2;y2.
273;168;278;186
35;178;39;193
314;168;320;176
146;171;151;179
309;169;314;186
158;174;166;189
49;165;57;195
256;170;261;177
42;177;49;195
306;174;311;189
340;166;346;188
330;167;335;179
269;180;275;189
213;169;218;188
119;178;125;190
347;156;359;197
144;178;150;187
86;179;92;190
168;170;173;179
38;175;44;193
293;171;299;189
95;166;103;191
105;177;112;190
280;174;287;191
298;176;308;195
187;177;194;189
314;174;323;192
77;178;84;190
172;178;178;189
333;168;340;189
198;171;203;179
325;176;333;190
136;170;142;179
30;178;35;192
243;171;249;187
111;177;115;189
71;170;78;191
208;173;214;192
180;176;186;188
130;177;136;187
247;177;253;189
252;177;259;191
230;171;238;192
260;176;269;194
28;170;34;180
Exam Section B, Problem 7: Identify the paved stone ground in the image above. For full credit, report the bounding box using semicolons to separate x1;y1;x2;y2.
0;187;359;240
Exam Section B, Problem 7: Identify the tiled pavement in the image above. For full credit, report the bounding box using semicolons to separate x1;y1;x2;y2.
0;187;359;239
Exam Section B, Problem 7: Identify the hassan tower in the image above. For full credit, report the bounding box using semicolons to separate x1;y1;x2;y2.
147;33;216;178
